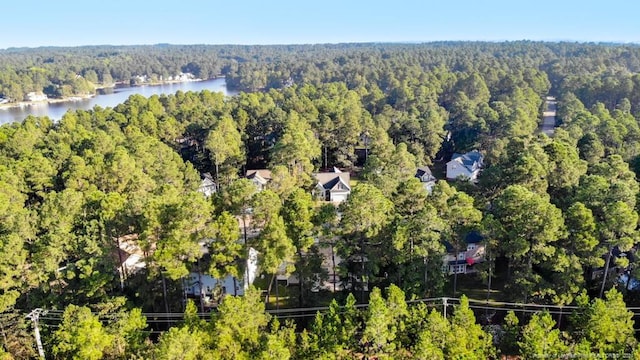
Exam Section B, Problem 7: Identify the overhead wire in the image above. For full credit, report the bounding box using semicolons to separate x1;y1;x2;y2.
27;295;640;327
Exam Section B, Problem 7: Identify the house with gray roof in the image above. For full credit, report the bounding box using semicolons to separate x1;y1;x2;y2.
446;150;484;182
198;173;217;197
313;170;351;203
415;165;437;193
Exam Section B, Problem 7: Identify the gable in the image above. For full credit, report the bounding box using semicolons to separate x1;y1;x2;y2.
246;169;272;181
314;172;351;190
330;177;351;192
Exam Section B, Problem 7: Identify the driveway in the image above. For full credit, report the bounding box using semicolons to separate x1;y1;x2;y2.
540;96;557;136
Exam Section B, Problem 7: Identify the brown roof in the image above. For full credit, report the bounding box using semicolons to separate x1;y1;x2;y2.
245;169;272;181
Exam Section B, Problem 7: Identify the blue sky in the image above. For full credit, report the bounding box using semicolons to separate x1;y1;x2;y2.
2;0;639;48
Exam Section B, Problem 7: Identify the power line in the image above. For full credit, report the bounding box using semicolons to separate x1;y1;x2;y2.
24;295;640;326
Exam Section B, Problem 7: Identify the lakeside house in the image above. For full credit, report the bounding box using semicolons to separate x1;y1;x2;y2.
24;92;48;102
169;72;197;82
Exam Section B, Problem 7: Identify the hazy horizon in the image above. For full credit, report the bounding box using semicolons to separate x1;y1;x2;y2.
2;0;639;50
2;39;639;51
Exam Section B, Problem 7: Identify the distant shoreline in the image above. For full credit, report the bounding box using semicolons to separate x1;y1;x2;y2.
0;94;95;110
0;77;215;110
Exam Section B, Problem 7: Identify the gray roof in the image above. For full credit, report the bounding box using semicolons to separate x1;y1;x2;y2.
198;173;217;196
415;166;433;178
314;172;351;191
444;231;483;252
450;150;483;171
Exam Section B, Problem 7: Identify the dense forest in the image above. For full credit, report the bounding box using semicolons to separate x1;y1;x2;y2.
3;41;640;358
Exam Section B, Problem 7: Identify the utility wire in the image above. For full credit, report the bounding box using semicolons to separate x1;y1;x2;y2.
27;295;640;326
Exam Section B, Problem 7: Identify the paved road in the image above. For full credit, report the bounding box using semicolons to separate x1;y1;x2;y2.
540;96;557;136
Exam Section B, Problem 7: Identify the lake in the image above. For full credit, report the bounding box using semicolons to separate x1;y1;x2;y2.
0;77;236;125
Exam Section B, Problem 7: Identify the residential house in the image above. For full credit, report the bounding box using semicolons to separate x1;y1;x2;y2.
276;236;344;292
175;136;199;150
246;169;272;191
313;169;351;203
442;232;485;274
198;173;217;197
184;215;260;304
591;246;630;281
24;92;48;102
415;165;437;193
446;150;484;182
184;247;259;302
112;235;147;290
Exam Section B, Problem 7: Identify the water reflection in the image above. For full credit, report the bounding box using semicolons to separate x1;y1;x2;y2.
0;78;235;125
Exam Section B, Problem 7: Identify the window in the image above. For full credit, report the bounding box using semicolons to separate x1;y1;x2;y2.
451;264;466;274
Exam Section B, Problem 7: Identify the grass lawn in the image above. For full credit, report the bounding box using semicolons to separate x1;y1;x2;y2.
444;272;508;302
252;277;292;308
253;274;350;310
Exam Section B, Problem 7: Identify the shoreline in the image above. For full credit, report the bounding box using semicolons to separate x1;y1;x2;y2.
0;94;95;110
0;77;220;111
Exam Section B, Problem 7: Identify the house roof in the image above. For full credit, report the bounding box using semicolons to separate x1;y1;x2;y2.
415;166;433;178
200;173;216;186
314;172;351;191
449;150;483;172
466;231;483;244
112;235;146;272
198;173;217;197
246;169;272;184
443;231;484;252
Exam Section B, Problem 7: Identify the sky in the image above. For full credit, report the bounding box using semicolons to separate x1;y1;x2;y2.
2;0;639;49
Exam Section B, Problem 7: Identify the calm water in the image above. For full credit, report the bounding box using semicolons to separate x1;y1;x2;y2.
0;78;235;125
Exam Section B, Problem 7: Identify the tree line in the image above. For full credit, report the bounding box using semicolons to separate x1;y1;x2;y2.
4;286;637;359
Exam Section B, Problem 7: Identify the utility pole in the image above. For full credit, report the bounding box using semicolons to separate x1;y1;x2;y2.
442;297;448;319
26;309;45;359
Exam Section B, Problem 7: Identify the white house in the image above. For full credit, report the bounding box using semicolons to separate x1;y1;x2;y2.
442;232;485;274
198;173;217;197
184;247;259;300
246;169;272;191
446;150;484;182
24;92;48;102
313;170;351;203
415;166;437;193
111;235;147;290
